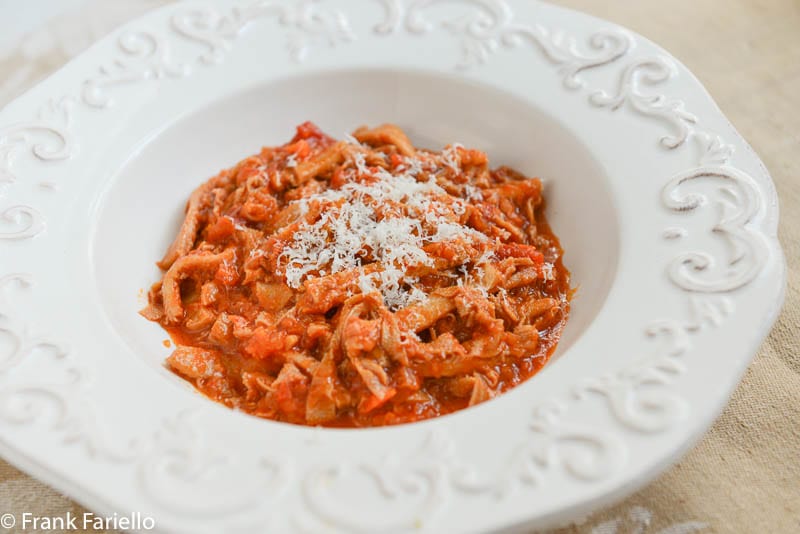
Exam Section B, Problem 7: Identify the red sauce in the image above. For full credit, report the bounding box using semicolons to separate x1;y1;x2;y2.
142;123;570;427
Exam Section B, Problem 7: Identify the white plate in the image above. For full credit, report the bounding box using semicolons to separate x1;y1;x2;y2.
0;1;785;533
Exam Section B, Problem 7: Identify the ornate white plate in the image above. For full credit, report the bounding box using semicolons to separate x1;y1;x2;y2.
0;1;785;532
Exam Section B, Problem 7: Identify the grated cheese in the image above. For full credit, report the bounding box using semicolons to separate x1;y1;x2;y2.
542;262;555;281
465;185;484;202
279;149;486;309
343;133;362;147
441;143;464;173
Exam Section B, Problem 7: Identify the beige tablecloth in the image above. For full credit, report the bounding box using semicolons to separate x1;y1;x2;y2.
0;1;797;533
